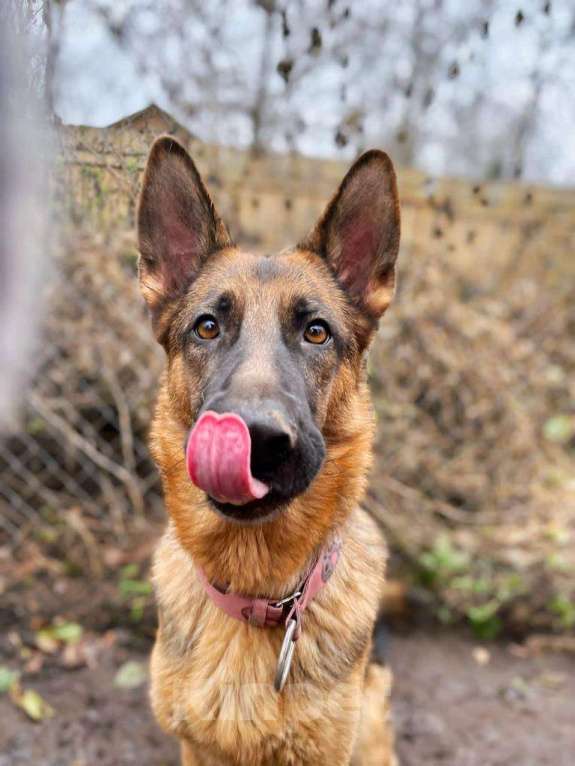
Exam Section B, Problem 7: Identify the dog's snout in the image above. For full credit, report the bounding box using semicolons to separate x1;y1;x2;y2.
247;416;295;479
202;390;324;503
204;396;299;480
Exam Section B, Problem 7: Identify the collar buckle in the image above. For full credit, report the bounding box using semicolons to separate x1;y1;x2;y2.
272;589;302;609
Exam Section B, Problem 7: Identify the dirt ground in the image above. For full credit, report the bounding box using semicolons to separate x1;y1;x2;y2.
389;631;575;766
1;628;573;766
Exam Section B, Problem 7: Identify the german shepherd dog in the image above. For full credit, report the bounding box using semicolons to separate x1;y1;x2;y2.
137;136;401;765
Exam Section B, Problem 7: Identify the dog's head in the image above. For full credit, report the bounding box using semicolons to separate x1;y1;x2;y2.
138;137;399;530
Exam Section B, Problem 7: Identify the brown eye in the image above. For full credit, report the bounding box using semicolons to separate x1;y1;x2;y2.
194;315;220;340
304;320;330;345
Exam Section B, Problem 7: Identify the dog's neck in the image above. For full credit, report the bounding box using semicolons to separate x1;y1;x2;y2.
162;451;371;596
167;483;349;597
153;386;374;595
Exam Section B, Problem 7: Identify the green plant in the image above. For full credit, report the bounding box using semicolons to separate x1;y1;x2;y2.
418;535;470;586
467;601;502;640
118;563;152;621
549;595;575;629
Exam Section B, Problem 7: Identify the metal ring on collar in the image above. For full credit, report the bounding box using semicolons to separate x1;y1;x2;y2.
274;617;297;692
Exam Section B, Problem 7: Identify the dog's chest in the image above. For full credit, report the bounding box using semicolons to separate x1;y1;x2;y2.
149;518;385;762
151;608;351;761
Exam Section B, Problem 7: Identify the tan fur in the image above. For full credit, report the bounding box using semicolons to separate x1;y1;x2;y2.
139;138;400;765
151;511;390;765
148;317;397;764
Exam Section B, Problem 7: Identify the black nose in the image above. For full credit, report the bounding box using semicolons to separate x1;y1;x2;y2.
248;417;295;479
200;394;325;503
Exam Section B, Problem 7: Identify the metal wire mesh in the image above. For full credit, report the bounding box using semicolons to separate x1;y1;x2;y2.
1;112;574;560
0;233;164;542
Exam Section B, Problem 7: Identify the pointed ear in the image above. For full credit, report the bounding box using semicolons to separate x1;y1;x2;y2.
301;150;400;319
137;136;232;313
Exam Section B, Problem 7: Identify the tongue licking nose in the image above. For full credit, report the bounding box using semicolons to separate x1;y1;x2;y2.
185;411;270;506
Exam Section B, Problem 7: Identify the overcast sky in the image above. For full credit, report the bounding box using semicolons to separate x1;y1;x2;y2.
53;0;575;185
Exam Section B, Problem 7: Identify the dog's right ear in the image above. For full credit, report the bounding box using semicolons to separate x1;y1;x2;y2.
137;136;232;316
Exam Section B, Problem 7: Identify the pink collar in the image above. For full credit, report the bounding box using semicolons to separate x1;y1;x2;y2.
197;537;342;632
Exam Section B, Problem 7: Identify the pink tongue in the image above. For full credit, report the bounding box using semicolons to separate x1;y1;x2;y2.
186;411;270;506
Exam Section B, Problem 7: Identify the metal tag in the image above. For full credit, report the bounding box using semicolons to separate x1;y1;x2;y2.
274;617;297;692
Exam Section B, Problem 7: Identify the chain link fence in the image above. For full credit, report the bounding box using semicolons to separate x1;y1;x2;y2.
0;231;164;542
1;114;574;632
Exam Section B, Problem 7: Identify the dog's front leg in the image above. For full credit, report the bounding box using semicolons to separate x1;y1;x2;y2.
180;740;233;766
351;663;397;766
180;740;199;766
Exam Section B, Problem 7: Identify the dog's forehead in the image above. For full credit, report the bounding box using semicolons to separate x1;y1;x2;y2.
197;248;344;308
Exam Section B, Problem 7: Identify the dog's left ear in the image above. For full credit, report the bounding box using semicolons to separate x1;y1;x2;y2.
302;150;400;319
